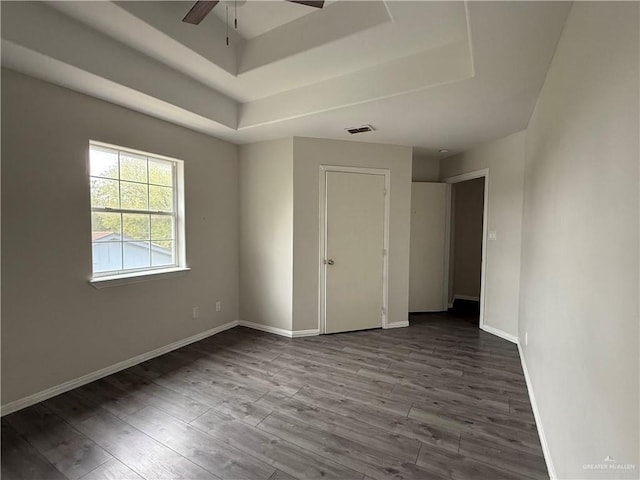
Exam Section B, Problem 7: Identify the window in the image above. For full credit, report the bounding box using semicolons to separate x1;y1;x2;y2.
89;141;185;280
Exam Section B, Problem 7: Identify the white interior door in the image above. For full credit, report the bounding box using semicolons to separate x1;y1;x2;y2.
324;171;386;334
409;182;448;312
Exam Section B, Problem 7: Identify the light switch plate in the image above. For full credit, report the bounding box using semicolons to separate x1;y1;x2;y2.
488;230;497;241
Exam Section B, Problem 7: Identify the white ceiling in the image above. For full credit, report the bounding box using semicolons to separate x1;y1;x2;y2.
211;0;338;39
0;1;572;159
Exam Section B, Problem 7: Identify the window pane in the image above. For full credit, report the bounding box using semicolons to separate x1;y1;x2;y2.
120;181;148;210
149;159;173;186
150;215;173;240
149;185;173;212
92;212;121;239
120;152;147;183
90;146;119;179
123;241;151;269
152;241;174;267
92;241;122;273
90;178;119;208
123;213;150;240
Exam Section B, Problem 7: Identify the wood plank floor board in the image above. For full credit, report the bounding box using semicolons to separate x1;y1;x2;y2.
274;369;413;417
393;372;529;405
273;359;398;397
149;371;272;426
102;370;210;423
1;421;67;480
181;354;303;397
126;349;197;380
43;390;104;426
509;398;537;421
408;403;539;443
256;391;422;462
78;458;144;480
458;434;548;479
126;406;276;480
416;442;537;480
1;312;547;480
186;343;286;376
258;412;448;480
268;469;298;480
278;343;392;370
73;380;148;420
74;410;218;480
292;386;461;454
191;409;364;479
270;351;364;375
356;366;513;414
180;367;270;402
4;404;112;480
403;351;524;379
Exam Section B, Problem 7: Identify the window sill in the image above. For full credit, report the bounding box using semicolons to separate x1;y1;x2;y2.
89;267;191;289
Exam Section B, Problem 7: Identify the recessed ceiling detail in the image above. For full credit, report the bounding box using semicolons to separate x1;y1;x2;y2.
0;1;572;153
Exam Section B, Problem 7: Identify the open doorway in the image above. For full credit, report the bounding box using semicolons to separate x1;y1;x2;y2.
444;170;488;327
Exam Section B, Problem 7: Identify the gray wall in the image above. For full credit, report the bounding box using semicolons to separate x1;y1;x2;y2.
239;139;294;331
520;2;639;477
452;178;484;300
412;154;440;182
1;69;240;406
440;131;525;338
293;137;413;331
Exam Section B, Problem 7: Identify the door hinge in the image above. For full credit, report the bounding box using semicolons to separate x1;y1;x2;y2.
381;307;386;316
383;248;387;256
383;189;388;196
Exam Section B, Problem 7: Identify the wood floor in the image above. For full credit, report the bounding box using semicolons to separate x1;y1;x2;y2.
1;312;548;480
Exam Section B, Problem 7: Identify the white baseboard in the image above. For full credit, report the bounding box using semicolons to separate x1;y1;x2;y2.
385;321;409;329
237;320;292;337
237;320;320;338
517;342;556;479
1;320;239;417
453;294;480;302
291;329;320;337
480;324;518;344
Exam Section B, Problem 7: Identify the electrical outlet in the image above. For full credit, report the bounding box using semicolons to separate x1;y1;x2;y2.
215;301;221;312
192;307;199;320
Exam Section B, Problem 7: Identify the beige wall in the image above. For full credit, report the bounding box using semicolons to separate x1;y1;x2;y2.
293;138;413;331
1;69;240;406
452;177;484;300
520;3;639;477
440;131;525;337
409;183;448;312
239;140;294;331
412;154;440;182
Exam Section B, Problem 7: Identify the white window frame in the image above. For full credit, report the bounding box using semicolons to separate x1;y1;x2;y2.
88;141;188;288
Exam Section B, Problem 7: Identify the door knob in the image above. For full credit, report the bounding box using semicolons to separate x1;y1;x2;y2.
327;259;335;266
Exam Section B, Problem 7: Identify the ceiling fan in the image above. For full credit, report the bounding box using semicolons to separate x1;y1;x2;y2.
182;0;325;25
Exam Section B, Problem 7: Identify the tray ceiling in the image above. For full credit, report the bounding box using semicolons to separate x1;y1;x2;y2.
0;1;572;158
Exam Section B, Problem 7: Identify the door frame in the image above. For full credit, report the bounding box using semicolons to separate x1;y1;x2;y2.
443;169;489;330
318;165;391;334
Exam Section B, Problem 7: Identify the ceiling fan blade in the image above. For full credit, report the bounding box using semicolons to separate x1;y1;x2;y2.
182;1;219;25
287;0;325;8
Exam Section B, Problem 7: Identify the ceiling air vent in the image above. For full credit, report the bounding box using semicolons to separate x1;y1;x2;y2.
345;125;375;135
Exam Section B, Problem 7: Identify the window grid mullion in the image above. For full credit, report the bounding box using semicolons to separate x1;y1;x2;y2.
118;151;124;271
89;174;171;188
92;207;173;216
173;163;178;263
146;156;151;268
